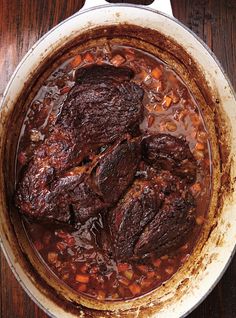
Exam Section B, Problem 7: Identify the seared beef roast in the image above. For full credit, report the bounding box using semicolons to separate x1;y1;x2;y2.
15;65;143;223
15;63;198;261
110;180;161;259
142;134;197;183
134;192;195;257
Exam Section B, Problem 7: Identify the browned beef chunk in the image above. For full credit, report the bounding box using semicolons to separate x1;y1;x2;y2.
94;136;141;203
142;134;197;183
57;64;144;149
134;192;195;257
16;136;141;224
110;180;161;259
15;64;144;224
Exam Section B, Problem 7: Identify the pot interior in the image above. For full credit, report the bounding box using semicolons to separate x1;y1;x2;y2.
1;16;236;318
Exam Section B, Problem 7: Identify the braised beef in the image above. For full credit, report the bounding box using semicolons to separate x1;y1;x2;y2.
16;136;141;224
109;170;192;260
110;180;161;259
56;64;144;150
142;134;197;183
135;192;195;256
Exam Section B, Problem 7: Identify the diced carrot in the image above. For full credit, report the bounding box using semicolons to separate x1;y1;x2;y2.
123;270;134;280
161;255;169;260
118;277;130;286
84;52;94;63
162;96;172;108
153;258;162;267
147;271;155;279
165;266;174;275
138;69;149;81
75;274;90;283
195;142;205;151
77;283;87;292
153;104;163;112
111;54;126;67
129;283;141;296
97;290;106;300
60;86;70;95
70;54;82;68
151;67;162;79
191;182;201;194
196;216;205;225
34;240;43;251
197;131;208;142
137;264;149;273
140;278;152;288
117;263;130;272
148;114;155;127
96;57;104;65
191;113;201;127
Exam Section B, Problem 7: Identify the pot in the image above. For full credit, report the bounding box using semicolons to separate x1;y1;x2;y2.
0;1;236;317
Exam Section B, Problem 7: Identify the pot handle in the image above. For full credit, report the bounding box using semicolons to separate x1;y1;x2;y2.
81;0;173;16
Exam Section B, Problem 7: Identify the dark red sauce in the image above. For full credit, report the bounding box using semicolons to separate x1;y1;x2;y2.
16;44;212;301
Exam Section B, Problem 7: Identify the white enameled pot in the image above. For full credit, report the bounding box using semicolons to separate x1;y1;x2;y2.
0;1;236;317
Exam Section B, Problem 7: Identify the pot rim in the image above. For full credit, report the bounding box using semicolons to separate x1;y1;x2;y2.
1;3;236;318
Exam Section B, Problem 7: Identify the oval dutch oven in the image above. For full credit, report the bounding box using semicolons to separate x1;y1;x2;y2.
0;1;236;317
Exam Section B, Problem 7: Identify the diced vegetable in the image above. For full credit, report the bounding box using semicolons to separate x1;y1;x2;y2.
70;55;82;68
152;258;162;267
118;277;130;286
162;96;172;108
60;86;70;95
77;283;87;292
123;270;134;280
151;67;162;79
84;52;95;63
190;183;201;195
195;142;205;151
165;120;177;132
75;274;90;283
137;264;149;273
161;255;169;260
129;283;141;296
56;241;66;251
117;263;130;272
111;54;126;67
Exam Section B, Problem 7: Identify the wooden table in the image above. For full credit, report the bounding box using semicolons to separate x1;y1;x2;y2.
0;0;236;317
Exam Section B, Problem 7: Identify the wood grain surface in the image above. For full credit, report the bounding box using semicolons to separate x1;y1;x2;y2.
0;0;236;317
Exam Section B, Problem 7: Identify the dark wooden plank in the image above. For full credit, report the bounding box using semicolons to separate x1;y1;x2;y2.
172;1;236;317
0;0;236;317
